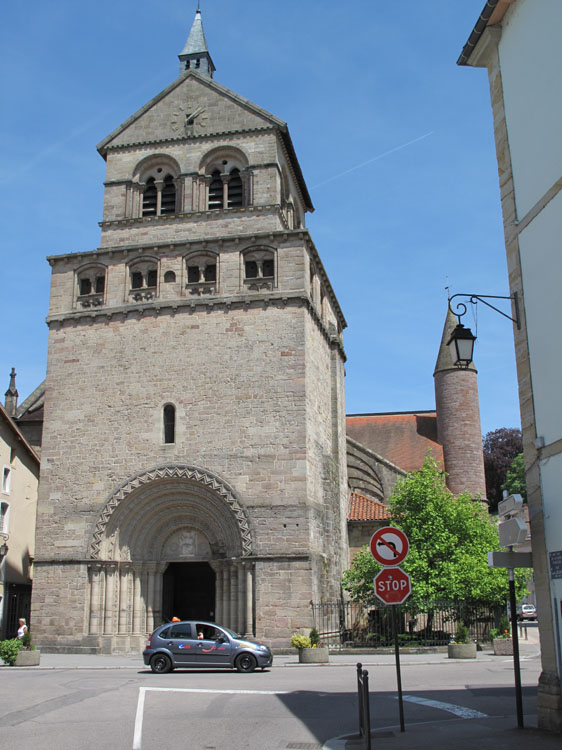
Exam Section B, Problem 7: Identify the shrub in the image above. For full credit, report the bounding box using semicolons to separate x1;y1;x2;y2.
309;627;320;647
453;622;470;644
290;633;312;649
0;639;22;666
21;630;35;650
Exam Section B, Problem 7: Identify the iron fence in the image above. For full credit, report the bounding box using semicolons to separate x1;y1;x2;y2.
311;600;503;648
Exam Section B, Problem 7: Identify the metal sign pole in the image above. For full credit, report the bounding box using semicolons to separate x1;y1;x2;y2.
392;606;405;732
508;567;524;728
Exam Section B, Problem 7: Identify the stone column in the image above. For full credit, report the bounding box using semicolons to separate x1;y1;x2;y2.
132;566;144;634
221;173;229;208
146;566;156;634
214;562;223;624
103;564;117;635
88;564;102;635
237;562;245;635
244;562;254;638
222;565;230;629
230;563;238;633
153;564;165;627
118;565;130;634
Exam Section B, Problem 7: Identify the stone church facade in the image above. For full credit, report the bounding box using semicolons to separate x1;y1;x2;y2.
31;11;348;652
12;10;487;654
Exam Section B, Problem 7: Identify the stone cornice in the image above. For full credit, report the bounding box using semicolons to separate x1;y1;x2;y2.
97;203;286;230
102;126;276;154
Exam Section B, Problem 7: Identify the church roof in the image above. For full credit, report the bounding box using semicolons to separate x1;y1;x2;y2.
346;411;444;473
180;9;210;56
348;491;390;522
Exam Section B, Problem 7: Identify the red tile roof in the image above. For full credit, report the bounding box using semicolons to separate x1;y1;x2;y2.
348;491;390;522
347;412;443;473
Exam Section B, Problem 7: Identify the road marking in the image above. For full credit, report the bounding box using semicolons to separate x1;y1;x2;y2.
400;694;488;719
132;686;291;749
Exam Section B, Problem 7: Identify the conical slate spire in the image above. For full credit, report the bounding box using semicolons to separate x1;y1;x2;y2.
178;9;216;78
4;367;18;417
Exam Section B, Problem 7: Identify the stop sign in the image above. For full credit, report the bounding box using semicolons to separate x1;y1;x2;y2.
374;567;411;605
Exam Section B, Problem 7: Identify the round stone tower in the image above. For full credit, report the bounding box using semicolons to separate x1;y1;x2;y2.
433;310;487;498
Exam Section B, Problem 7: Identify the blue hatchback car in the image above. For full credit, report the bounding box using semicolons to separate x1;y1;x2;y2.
143;620;273;673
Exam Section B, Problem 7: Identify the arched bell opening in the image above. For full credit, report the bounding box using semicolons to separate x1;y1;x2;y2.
87;465;255;648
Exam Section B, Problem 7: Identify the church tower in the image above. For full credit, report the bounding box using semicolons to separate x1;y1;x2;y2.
32;10;348;652
434;310;486;497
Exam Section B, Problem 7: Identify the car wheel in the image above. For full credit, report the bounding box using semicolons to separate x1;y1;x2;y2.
235;653;257;673
150;653;173;674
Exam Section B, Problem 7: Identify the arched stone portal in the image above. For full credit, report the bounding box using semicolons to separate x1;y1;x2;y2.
87;465;255;651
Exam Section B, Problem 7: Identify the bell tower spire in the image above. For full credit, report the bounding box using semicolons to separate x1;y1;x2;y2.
178;6;216;78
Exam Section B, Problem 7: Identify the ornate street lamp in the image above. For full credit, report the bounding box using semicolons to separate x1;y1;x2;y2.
447;292;521;368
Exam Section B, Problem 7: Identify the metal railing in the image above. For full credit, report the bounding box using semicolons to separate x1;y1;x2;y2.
311;600;502;648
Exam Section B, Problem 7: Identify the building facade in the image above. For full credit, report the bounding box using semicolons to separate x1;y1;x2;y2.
30;10;349;652
459;0;562;732
0;392;39;640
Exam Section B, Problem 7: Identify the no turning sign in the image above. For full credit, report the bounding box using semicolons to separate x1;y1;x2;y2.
370;527;409;567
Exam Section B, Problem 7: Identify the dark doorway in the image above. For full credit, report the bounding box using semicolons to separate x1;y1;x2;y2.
162;562;215;622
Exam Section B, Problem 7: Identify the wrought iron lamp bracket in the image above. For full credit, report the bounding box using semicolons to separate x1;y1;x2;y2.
448;292;521;330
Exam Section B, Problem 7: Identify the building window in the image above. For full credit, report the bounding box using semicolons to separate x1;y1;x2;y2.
76;266;106;308
141;174;177;217
142;178;157;216
161;176;176;215
207;167;245;210
163;404;175;444
208;170;223;209
1;467;11;495
128;260;158;301
242;247;276;291
0;502;9;534
185;253;218;294
164;270;176;283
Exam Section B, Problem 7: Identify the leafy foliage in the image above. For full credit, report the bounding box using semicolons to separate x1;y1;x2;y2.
0;639;22;666
502;453;527;502
453;622;470;644
290;633;311;649
342;456;529;609
483;428;523;511
309;627;320;646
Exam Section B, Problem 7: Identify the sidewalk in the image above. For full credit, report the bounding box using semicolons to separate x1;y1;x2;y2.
3;630;540;669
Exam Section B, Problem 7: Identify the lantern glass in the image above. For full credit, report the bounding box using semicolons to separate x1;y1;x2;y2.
447;324;476;367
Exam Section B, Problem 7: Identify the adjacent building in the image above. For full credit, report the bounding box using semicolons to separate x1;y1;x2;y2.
459;0;562;732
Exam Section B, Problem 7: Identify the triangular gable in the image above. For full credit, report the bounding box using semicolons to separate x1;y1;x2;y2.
98;71;284;153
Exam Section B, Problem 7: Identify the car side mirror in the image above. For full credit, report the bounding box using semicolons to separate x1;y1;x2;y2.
217;635;226;643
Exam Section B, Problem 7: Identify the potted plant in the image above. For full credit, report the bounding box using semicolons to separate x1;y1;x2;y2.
447;622;477;659
291;631;329;663
491;617;513;655
14;631;40;666
0;638;23;666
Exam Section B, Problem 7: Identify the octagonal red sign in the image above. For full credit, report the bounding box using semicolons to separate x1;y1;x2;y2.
374;567;411;605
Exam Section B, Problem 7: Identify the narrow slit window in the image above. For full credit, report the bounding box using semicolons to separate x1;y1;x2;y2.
0;502;8;533
1;467;11;495
160;175;176;215
262;259;274;278
163;405;176;444
208;171;223;209
142;178;157;216
79;278;92;296
131;271;143;289
147;269;158;288
95;275;105;294
188;265;200;284
227;168;243;208
245;260;258;279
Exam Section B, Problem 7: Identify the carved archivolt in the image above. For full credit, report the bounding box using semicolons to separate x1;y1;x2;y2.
90;464;252;559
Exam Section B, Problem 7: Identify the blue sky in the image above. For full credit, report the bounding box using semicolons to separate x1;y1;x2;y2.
0;1;520;435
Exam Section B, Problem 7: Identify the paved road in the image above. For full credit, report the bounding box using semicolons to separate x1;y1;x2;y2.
1;635;559;750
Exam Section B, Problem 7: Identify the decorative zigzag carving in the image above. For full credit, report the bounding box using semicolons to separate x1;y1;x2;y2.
90;464;252;559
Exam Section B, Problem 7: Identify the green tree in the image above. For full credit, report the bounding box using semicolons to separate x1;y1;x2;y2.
502;453;527;502
342;455;528;609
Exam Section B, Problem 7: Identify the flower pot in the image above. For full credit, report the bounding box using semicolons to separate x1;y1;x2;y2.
493;638;513;655
447;643;476;659
298;647;329;663
14;649;40;666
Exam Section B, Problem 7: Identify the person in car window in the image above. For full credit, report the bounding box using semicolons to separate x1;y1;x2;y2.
197;631;204;639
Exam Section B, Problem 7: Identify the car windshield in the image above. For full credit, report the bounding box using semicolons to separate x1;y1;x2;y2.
221;626;242;638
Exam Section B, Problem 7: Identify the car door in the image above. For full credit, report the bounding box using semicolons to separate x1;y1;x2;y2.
193;624;232;666
164;622;199;665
